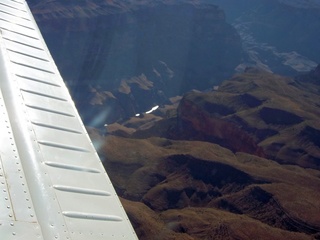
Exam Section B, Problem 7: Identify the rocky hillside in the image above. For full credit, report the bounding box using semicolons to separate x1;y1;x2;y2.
113;66;320;170
86;67;320;239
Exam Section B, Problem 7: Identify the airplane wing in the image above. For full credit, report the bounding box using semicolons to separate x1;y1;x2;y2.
0;0;137;239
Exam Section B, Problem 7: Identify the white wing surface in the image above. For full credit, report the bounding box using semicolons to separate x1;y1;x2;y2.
0;0;137;239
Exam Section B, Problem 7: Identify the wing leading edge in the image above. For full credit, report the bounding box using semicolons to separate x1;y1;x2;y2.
0;0;137;239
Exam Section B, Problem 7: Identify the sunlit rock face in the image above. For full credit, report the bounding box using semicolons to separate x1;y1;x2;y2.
95;68;320;239
108;67;320;170
175;92;265;157
28;0;243;125
174;68;320;170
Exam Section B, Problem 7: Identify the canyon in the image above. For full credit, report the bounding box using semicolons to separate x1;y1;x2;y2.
26;1;320;239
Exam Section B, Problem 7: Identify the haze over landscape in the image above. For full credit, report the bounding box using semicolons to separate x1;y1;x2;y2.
27;0;320;239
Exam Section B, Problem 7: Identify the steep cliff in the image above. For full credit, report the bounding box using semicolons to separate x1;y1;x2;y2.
28;0;243;125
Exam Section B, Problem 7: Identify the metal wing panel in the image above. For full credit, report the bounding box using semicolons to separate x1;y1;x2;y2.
0;89;38;222
0;221;43;240
1;30;45;50
5;39;49;62
0;0;137;239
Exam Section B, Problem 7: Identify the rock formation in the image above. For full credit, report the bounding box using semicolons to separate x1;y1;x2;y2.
85;68;320;239
114;68;320;170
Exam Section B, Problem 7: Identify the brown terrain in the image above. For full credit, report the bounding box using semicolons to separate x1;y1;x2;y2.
86;66;320;239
